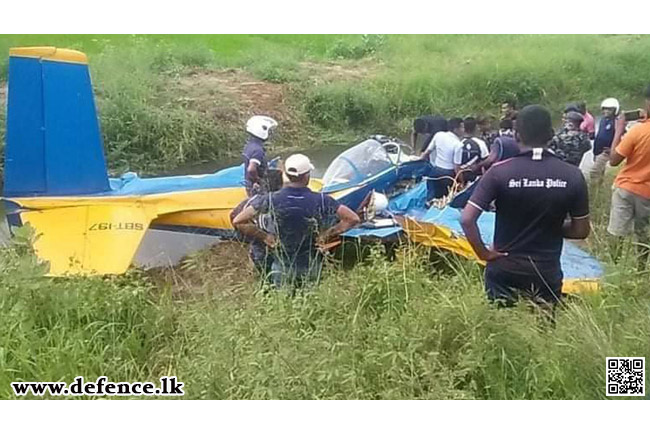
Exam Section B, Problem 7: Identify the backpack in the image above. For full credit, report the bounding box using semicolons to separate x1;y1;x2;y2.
459;137;482;167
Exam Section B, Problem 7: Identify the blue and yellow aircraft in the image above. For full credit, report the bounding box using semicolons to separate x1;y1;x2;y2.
1;47;286;275
1;47;430;276
1;47;604;293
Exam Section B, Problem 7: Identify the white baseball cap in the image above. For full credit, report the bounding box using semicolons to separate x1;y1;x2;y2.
284;154;314;176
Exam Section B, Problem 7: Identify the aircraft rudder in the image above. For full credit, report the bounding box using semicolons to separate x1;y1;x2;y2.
3;47;110;198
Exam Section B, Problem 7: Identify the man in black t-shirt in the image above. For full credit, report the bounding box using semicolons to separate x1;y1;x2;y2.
460;105;591;306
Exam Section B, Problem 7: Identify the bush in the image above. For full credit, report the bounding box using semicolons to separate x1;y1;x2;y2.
304;85;383;129
327;35;386;60
98;96;237;174
250;59;299;83
171;246;650;399
90;44;236;173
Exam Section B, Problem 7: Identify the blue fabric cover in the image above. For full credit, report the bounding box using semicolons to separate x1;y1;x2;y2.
104;165;245;197
343;178;603;280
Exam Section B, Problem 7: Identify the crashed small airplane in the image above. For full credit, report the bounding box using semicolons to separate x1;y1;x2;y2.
1;47;603;293
2;47;289;275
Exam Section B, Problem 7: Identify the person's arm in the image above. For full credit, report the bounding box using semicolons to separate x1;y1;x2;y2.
237;221;277;247
609;115;627;167
232;199;276;247
319;204;360;242
411;131;418;153
420;137;435;162
562;217;590;239
459;170;507;262
461;204;507;262
474;142;499;172
562;172;590;239
246;160;261;185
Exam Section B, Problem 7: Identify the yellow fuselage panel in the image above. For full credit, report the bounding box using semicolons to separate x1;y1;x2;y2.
399;217;599;295
20;205;150;275
13;180;327;232
154;209;235;230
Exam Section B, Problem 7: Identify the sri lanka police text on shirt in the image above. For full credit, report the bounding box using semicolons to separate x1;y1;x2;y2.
507;178;568;189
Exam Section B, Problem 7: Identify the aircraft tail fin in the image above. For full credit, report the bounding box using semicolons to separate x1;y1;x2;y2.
4;47;110;197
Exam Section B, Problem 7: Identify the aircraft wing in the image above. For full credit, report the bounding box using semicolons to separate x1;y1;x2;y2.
17;203;153;276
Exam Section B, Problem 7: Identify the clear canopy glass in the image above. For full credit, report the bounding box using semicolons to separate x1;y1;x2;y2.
322;139;394;189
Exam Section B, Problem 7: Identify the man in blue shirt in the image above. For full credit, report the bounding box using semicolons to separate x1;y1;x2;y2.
233;154;360;291
242;115;278;197
589;98;619;185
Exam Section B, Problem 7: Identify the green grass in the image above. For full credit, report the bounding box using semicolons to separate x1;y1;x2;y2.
2;35;650;173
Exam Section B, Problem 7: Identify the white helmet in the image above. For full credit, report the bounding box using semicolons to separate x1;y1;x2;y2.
366;191;389;221
600;98;620;115
372;192;389;213
246;115;278;141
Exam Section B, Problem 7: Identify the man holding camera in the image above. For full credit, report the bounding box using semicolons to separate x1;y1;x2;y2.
608;84;650;271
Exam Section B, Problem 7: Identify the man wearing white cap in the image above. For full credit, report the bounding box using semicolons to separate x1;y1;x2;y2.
233;154;360;290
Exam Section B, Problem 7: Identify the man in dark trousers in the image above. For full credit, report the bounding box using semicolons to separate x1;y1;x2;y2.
460;105;590;308
233;154;360;291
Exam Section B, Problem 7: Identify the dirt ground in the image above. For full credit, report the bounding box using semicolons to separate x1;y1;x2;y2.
163;59;379;148
171;69;292;120
299;58;380;85
165;68;304;145
147;240;260;299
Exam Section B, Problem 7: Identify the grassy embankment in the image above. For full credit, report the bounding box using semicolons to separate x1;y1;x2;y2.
1;35;649;399
2;35;650;174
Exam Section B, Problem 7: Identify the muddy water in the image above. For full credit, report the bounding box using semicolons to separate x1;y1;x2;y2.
164;143;352;179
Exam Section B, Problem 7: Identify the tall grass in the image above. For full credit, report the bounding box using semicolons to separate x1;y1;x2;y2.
3;35;650;172
1;186;648;400
305;35;650;131
0;229;179;397
90;43;242;174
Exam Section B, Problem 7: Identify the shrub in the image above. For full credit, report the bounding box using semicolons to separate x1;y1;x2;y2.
327;35;386;60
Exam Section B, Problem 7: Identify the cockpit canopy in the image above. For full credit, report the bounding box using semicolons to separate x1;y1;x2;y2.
322;137;417;192
322;139;394;192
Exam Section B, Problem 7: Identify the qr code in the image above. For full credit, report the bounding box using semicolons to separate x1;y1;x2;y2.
606;357;645;397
